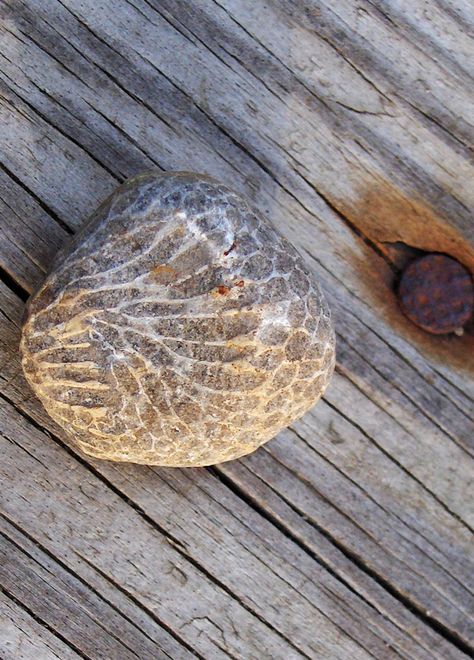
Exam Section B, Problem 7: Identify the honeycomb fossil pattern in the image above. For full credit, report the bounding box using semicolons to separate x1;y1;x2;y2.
21;172;336;466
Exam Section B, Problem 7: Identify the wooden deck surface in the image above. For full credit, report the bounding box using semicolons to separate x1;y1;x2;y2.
0;1;473;658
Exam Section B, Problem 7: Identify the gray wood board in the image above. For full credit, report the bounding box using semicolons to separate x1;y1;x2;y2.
0;0;473;657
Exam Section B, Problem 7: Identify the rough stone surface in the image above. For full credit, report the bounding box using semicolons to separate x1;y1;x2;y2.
20;172;335;466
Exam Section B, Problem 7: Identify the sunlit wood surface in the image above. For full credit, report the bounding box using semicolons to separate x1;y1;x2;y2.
1;1;473;657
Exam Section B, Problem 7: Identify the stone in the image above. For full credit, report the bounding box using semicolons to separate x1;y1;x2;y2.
20;172;336;466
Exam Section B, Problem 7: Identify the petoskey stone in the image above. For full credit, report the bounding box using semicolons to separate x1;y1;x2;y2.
21;172;336;467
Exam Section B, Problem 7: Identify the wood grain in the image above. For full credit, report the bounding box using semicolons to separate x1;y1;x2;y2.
0;0;473;657
1;591;81;660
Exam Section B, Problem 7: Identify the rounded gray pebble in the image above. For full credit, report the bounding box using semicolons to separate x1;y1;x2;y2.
21;172;336;467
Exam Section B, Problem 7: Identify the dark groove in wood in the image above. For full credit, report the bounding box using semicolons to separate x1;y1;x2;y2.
0;263;29;303
48;0;180;138
0;161;73;236
2;17;94;95
429;362;474;414
214;461;441;658
296;171;397;271
0;513;173;655
406;97;473;155
212;464;377;609
0;530;143;659
209;0;466;181
291;425;474;616
325;387;474;538
364;0;473;86
341;310;474;459
267;430;473;658
2;78;120;185
333;360;474;543
54;10;250;185
0;585;88;659
81;99;163;171
71;552;205;660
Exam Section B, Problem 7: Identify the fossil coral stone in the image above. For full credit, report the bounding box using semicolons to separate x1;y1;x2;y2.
21;172;335;467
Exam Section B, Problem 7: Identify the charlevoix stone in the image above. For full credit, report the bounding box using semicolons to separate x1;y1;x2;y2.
21;172;336;467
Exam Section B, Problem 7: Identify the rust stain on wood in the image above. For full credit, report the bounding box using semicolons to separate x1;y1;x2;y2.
338;181;474;374
340;181;474;274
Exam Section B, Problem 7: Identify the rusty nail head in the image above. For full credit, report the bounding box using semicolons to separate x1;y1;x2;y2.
398;254;474;335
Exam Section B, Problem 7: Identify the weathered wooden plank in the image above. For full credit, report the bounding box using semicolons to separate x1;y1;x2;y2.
3;0;474;256
1;393;385;660
0;590;81;660
0;0;470;600
368;0;474;78
275;0;474;148
0;521;189;660
0;280;23;326
0;165;68;293
0;0;473;656
0;33;472;529
437;1;473;29
0;285;470;658
0;83;116;232
72;0;474;244
1;7;472;456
